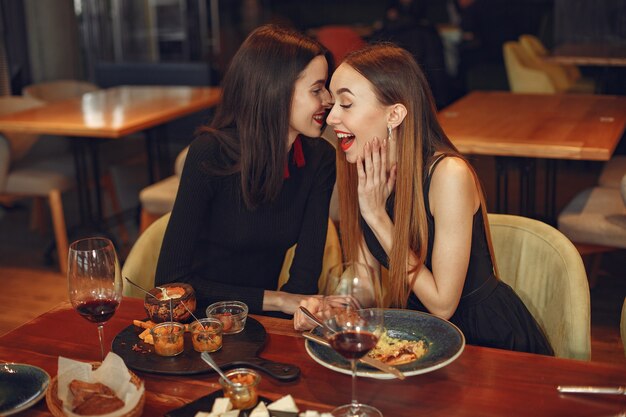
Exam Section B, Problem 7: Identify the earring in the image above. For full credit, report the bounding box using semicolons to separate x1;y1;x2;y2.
387;125;393;141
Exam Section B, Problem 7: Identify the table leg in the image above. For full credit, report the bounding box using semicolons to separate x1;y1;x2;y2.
145;126;172;184
544;159;558;226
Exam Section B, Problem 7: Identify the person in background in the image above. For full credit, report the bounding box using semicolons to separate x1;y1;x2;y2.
295;43;553;355
156;25;336;317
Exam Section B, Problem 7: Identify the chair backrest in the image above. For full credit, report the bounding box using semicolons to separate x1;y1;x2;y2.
94;62;212;88
518;34;581;82
277;218;343;294
123;213;342;299
122;212;172;298
488;213;591;360
502;42;557;94
0;96;44;165
22;80;99;103
315;26;366;66
621;297;626;357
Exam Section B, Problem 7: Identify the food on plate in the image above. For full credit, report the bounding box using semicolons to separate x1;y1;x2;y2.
267;394;299;414
219;368;260;410
191;318;223;353
144;283;196;323
69;379;124;415
367;331;428;365
249;401;269;417
215;312;233;332
151;321;185;356
206;301;248;334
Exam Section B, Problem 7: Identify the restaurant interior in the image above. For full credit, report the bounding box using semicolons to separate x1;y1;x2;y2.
0;0;625;416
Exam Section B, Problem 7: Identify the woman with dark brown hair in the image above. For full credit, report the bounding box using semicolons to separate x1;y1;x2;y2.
156;25;335;316
295;43;552;355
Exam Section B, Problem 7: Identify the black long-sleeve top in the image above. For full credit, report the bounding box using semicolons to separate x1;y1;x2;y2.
155;132;336;315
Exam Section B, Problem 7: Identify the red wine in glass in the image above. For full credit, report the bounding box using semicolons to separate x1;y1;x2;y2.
75;299;120;324
323;262;384;417
68;237;122;360
329;331;379;360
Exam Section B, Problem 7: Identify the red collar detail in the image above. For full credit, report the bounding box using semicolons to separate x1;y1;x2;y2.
284;136;306;179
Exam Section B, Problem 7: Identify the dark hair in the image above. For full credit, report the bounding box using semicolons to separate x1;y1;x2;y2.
197;24;327;209
336;43;495;307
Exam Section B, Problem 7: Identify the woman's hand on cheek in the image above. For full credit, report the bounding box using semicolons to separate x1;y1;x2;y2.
357;137;396;224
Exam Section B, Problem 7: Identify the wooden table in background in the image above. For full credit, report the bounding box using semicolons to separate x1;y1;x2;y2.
0;86;222;229
438;91;626;221
549;43;626;67
0;298;624;417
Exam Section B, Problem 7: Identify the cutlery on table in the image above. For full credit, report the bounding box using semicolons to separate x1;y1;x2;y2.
299;306;405;380
557;386;626;395
201;351;238;388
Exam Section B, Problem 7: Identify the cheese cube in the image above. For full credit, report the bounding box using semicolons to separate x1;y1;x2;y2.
211;397;233;414
267;395;299;413
249;401;270;417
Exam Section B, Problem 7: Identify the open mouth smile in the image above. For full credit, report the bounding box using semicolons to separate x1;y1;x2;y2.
335;131;356;151
313;112;326;126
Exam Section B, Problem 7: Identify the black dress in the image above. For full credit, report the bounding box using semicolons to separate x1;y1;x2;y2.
362;155;554;355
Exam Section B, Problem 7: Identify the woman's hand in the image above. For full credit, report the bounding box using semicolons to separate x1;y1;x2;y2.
293;296;323;331
357;137;396;225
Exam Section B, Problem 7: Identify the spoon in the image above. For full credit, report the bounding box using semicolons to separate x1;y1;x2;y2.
180;300;204;329
200;351;237;387
124;277;159;300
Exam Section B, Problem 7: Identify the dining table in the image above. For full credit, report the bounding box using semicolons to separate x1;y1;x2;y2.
438;91;626;222
1;297;624;417
0;86;222;231
548;43;626;67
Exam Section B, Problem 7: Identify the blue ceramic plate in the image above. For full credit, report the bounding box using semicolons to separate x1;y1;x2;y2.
0;363;50;415
305;309;465;379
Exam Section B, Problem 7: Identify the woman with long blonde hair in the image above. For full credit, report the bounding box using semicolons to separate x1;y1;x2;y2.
295;43;552;355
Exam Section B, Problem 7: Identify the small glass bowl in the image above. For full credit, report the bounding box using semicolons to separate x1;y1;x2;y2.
218;368;261;410
190;318;223;353
206;301;248;334
151;322;185;356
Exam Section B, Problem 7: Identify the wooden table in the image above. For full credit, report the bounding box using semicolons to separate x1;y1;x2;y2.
438;91;626;221
0;86;222;229
1;298;624;417
549;43;626;67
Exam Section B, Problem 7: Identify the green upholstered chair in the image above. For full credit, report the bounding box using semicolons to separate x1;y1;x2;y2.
621;297;626;357
123;212;341;299
488;213;591;360
122;212;172;298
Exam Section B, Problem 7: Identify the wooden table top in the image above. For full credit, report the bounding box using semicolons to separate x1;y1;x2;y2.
549;43;626;67
438;91;626;161
1;297;624;417
0;86;222;138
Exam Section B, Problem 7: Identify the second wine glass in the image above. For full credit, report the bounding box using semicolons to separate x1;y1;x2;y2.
68;237;122;360
322;262;384;417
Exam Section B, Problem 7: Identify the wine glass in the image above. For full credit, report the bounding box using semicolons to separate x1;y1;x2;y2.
322;262;384;417
68;237;122;360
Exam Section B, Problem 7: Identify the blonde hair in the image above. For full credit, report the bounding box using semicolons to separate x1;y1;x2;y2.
337;44;497;307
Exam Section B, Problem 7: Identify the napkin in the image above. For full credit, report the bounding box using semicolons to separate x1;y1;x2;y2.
57;352;145;417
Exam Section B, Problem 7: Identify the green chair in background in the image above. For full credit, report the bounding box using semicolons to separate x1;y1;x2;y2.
488;213;591;360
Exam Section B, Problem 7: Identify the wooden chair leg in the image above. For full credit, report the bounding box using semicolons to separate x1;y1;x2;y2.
101;174;130;247
48;189;68;274
30;196;47;234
